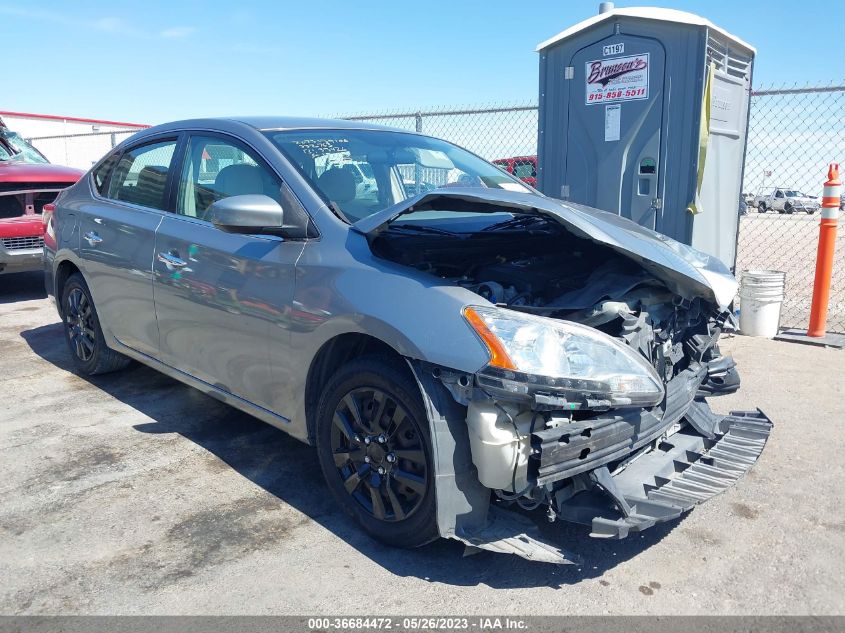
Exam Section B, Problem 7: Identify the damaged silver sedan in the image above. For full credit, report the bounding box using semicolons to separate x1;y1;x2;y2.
45;117;771;564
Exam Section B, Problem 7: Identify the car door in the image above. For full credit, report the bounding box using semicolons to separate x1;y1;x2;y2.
152;132;304;412
78;136;178;355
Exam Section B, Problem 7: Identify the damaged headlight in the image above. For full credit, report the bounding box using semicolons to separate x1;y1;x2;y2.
463;306;664;408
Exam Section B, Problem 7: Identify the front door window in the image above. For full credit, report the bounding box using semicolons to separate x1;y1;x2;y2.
176;135;282;220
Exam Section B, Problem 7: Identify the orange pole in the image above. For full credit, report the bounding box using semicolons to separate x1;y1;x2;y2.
807;163;842;337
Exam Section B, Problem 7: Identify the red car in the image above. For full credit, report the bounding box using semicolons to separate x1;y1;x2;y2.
492;155;537;187
0;117;82;275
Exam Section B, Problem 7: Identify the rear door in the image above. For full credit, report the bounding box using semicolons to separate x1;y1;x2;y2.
152;132;304;411
564;36;666;229
78;137;178;355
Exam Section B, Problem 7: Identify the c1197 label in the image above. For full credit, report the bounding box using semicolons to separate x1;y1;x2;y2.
602;42;625;56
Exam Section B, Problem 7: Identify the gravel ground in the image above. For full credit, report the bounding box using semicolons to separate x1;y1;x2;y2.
1;271;843;615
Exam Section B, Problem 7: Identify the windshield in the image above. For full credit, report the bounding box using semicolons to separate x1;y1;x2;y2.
265;129;530;222
0;129;49;164
784;190;804;197
514;162;536;179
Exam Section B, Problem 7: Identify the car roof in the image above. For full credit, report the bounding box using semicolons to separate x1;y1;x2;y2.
234;116;401;132
142;116;405;134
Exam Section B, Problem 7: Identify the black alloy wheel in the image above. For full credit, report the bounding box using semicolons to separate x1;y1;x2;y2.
331;387;428;522
315;356;438;547
65;287;96;363
61;273;131;375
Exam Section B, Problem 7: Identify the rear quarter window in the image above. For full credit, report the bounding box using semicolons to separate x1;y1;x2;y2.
92;151;120;195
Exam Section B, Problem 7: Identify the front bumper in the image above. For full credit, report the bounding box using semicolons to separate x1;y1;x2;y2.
0;241;43;274
530;364;709;485
415;357;771;565
459;402;771;564
555;407;772;538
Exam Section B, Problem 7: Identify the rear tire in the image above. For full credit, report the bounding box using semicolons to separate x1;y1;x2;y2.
61;273;131;375
315;355;438;548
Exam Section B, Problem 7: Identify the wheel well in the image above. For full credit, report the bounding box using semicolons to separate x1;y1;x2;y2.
55;261;81;316
305;333;409;442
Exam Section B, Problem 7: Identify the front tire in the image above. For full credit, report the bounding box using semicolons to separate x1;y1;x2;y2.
61;273;131;375
758;203;767;213
315;355;438;548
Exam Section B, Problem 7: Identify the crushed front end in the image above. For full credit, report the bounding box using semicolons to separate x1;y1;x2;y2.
426;284;771;563
457;289;771;545
366;190;772;563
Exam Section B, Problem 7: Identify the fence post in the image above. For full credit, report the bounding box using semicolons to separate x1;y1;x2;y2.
110;133;116;148
414;112;423;191
807;163;842;337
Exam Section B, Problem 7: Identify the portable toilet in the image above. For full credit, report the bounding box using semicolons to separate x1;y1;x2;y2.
536;4;755;267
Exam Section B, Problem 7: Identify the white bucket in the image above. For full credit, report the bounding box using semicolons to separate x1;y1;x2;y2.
738;270;786;338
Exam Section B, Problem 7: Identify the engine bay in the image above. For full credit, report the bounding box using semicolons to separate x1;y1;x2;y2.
370;216;721;385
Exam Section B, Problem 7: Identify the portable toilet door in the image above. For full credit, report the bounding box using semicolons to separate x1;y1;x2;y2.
563;35;667;230
537;5;755;267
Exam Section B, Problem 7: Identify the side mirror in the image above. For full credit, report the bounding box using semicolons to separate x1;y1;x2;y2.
209;194;284;235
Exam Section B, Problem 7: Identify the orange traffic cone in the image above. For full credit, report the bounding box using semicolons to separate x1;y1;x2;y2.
807;163;842;337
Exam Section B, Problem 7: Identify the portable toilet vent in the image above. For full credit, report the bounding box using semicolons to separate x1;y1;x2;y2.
537;5;755;267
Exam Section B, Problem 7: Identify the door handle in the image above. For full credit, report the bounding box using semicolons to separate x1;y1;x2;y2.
157;251;189;268
83;231;103;246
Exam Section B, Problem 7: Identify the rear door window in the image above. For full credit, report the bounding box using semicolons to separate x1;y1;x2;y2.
106;140;177;211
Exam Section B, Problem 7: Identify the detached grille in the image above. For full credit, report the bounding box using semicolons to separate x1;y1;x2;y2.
1;236;44;250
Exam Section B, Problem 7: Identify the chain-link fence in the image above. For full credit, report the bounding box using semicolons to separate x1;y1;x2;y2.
25;83;845;332
26;128;145;171
736;85;845;333
342;105;539;163
340;85;845;333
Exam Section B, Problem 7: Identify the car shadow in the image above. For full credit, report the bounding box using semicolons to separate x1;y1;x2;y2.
0;271;46;303
21;321;684;588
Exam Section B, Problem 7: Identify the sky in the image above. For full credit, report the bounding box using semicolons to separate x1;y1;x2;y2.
1;0;841;125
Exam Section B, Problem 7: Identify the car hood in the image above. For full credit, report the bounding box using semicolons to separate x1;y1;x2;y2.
0;215;46;237
352;188;738;309
0;160;84;183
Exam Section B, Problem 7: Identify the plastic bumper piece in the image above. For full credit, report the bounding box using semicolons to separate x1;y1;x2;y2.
557;408;772;539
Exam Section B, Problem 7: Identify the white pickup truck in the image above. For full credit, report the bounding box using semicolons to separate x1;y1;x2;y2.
754;187;820;214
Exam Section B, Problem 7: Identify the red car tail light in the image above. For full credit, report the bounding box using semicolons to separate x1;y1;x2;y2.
42;203;55;225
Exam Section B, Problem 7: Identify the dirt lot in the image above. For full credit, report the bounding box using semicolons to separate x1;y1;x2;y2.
1;271;843;615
